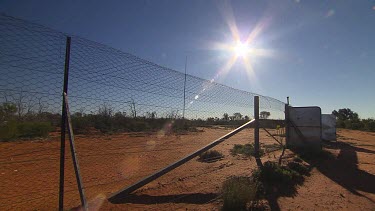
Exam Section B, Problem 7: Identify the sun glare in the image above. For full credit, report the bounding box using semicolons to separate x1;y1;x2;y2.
207;1;276;85
233;41;249;58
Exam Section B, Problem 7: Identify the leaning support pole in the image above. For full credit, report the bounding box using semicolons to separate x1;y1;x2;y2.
262;127;282;146
108;119;256;203
59;36;71;211
63;93;88;210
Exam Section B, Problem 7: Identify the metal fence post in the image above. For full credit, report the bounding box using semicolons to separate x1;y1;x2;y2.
59;36;71;211
254;96;260;158
285;97;290;148
182;55;187;119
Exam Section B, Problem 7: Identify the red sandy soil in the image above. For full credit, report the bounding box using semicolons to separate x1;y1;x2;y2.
0;128;374;210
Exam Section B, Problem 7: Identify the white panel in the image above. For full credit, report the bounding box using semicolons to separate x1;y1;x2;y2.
322;114;336;141
288;106;322;149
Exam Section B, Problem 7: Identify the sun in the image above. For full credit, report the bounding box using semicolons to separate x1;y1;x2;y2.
233;41;249;58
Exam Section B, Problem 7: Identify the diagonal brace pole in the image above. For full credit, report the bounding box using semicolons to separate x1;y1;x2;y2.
108;119;256;203
64;93;88;210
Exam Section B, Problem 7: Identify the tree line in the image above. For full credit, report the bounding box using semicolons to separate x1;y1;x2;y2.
332;108;375;131
0;101;270;140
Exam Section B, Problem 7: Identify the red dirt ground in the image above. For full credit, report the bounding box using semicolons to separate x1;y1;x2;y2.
0;128;374;210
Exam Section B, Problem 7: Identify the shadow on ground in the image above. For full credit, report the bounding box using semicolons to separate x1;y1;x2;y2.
110;192;219;204
319;141;375;195
266;140;375;210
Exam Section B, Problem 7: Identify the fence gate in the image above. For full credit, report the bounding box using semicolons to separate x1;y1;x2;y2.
286;106;322;150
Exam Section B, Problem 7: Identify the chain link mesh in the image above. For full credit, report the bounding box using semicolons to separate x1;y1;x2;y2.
0;14;286;210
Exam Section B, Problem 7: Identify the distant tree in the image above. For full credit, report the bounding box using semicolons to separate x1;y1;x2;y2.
14;92;26;119
37;97;48;114
206;117;215;122
166;109;179;119
129;98;137;118
332;108;359;121
332;108;361;129
146;111;157;119
223;113;229;121
233;112;242;120
260;111;271;119
244;115;250;121
0;102;17;121
98;103;113;117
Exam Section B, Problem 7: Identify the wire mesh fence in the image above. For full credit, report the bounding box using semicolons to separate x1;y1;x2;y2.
0;14;286;210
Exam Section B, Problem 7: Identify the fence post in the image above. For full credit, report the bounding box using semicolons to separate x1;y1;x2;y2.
182;55;187;119
59;36;71;211
285;97;290;148
254;96;260;158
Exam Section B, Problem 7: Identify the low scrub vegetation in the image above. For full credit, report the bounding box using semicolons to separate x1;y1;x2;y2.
253;161;303;189
231;144;264;157
222;176;257;211
221;159;310;210
198;150;223;162
0;121;53;140
287;161;310;176
333;108;375;132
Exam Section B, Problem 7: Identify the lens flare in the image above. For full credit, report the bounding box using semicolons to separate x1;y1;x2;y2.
207;0;276;84
233;41;249;58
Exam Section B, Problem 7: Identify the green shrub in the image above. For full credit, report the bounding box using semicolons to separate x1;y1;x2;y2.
344;120;352;129
231;144;264;157
351;122;364;130
222;176;257;211
72;116;93;134
364;119;375;132
0;120;18;140
17;122;53;138
287;161;309;175
198;150;223;162
253;161;303;186
0;121;53;140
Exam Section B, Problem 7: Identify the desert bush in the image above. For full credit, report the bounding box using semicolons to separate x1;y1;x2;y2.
0;120;18;140
231;144;264;157
254;161;302;186
287;161;309;175
71;115;93;134
351;121;364;130
17;122;53;138
363;118;375;132
222;176;257;211
198;150;223;162
0;121;53;140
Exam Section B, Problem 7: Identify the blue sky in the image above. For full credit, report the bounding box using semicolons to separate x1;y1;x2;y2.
1;0;374;118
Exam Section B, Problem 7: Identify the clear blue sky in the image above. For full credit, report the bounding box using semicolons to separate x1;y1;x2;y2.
1;0;374;118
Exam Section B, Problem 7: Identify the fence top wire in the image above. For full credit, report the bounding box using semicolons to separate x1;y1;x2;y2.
0;14;286;121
